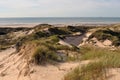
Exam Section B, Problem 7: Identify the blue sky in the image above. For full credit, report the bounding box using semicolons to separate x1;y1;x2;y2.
0;0;120;17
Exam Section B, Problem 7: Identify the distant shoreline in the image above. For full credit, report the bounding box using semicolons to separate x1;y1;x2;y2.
0;17;120;27
0;22;119;28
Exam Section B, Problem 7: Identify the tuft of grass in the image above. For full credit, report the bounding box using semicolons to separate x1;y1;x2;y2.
49;35;59;43
64;61;107;80
80;45;107;60
80;45;120;65
30;36;81;64
32;31;49;39
32;45;59;64
65;45;120;80
101;52;120;68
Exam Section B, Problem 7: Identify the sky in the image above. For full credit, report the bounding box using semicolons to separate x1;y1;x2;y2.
0;0;120;17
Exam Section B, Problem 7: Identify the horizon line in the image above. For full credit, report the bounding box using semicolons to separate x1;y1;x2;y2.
0;17;120;18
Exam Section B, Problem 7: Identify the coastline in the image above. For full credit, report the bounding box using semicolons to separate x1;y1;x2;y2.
0;22;119;28
0;23;38;28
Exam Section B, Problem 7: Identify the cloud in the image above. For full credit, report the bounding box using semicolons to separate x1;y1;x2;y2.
0;0;120;17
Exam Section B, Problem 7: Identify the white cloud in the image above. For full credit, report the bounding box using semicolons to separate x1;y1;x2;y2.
0;0;120;17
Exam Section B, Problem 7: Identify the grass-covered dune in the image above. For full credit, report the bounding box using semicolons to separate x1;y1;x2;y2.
64;45;120;80
0;27;32;51
15;24;83;64
89;29;120;46
87;25;120;47
0;24;120;80
0;27;30;35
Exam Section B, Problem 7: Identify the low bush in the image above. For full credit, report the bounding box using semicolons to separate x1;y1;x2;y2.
49;35;59;43
32;45;59;64
48;27;70;35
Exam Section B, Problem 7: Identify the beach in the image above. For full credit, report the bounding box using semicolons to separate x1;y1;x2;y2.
0;17;120;28
0;0;120;80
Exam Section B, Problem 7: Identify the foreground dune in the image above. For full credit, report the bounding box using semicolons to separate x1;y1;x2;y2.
0;48;81;80
0;24;120;80
0;48;120;80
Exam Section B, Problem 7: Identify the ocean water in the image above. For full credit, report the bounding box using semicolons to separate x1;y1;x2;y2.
0;17;120;24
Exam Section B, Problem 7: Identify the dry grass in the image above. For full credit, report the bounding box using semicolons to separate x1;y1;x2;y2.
64;45;120;80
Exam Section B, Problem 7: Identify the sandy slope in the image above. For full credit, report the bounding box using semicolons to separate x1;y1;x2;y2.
0;48;119;80
108;68;120;80
0;48;16;61
0;48;85;80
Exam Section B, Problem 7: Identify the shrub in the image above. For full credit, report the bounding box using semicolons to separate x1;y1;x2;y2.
48;27;70;35
49;35;59;43
32;45;59;64
67;26;88;33
32;31;49;39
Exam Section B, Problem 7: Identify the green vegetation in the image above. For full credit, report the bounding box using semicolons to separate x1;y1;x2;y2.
89;29;120;46
14;27;81;64
0;35;17;50
48;27;71;35
32;45;59;64
48;26;89;36
80;45;120;68
29;38;80;64
67;26;88;33
34;24;52;32
64;45;120;80
0;27;31;51
80;45;108;60
1;24;120;79
32;31;49;39
49;35;59;43
64;61;107;80
0;25;89;51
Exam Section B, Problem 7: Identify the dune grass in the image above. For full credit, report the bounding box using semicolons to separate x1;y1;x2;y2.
64;45;120;80
25;34;80;64
88;29;120;46
64;61;107;80
80;45;120;68
31;39;80;64
32;45;59;64
80;45;108;60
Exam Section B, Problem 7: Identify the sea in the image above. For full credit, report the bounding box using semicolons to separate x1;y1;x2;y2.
0;17;120;26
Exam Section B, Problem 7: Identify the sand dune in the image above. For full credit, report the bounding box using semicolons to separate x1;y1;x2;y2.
0;48;82;80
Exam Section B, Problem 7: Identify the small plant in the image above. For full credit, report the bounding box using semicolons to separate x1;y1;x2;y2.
48;27;70;35
32;31;49;39
32;45;59;64
80;45;107;60
49;35;59;43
